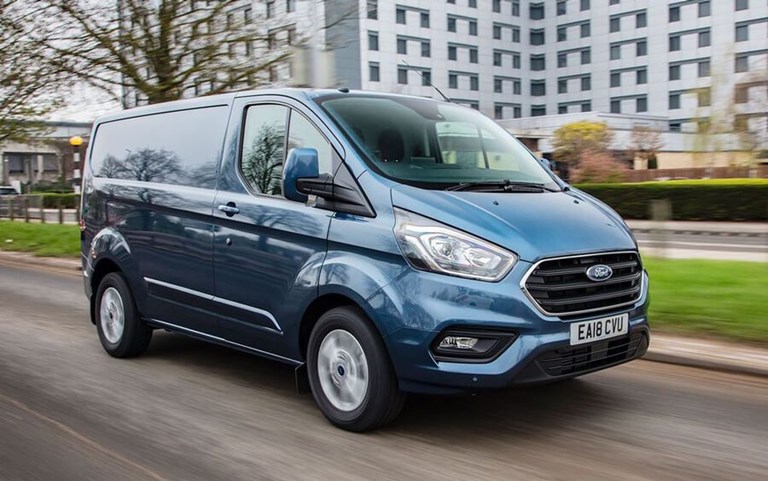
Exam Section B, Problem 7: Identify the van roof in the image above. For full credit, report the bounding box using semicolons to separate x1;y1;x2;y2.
94;88;444;125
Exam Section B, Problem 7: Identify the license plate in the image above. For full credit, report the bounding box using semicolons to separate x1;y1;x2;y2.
570;313;629;346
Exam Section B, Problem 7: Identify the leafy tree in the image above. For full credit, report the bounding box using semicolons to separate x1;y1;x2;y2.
0;1;65;143
551;121;614;165
14;0;304;106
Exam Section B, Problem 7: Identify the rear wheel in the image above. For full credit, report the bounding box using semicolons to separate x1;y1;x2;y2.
307;306;405;432
95;272;152;358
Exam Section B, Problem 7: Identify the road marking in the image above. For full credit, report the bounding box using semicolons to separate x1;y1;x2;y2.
0;392;170;481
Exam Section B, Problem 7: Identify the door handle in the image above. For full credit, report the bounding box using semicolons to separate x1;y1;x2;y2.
217;202;240;217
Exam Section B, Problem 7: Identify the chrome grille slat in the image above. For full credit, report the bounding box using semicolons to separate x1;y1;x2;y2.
522;251;644;317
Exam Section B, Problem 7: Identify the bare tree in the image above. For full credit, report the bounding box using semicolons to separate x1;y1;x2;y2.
630;125;664;169
13;0;309;107
0;1;66;143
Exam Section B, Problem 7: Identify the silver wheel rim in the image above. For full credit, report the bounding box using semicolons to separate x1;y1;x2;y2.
317;329;369;412
100;287;125;344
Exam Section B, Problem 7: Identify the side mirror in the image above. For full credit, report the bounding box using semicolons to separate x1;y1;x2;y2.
283;148;320;203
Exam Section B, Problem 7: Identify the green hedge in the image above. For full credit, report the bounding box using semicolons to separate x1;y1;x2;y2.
576;180;768;221
40;193;80;209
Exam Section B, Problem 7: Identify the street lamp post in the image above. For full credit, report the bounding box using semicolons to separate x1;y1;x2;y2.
69;136;83;194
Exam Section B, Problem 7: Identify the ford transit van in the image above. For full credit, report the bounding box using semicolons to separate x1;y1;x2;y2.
81;89;649;431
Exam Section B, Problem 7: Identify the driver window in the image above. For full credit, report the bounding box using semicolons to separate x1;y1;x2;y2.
241;104;288;196
287;111;334;175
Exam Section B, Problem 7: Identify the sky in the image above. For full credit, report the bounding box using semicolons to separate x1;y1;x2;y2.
50;83;121;123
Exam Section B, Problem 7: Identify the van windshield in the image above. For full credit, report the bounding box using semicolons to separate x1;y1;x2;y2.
315;95;558;191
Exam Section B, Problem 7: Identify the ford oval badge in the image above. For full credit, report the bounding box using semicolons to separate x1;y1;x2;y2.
586;264;613;282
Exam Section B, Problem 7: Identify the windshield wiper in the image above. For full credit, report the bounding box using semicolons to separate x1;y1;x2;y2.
445;180;559;192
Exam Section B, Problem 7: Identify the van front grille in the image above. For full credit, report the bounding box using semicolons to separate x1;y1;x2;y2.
523;252;643;317
537;333;645;376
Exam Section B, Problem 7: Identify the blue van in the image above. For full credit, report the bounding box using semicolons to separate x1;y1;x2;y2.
81;89;649;431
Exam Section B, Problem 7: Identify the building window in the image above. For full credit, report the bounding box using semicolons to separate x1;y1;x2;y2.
368;32;379;51
512;1;520;16
369;63;380;82
636;12;647;28
469;21;478;36
448;17;456;32
558;53;567;67
582;102;591;112
494;104;503;119
610;72;621;87
286;0;295;13
669;121;682;132
398;68;408;84
493;51;502;66
636;40;647;56
736;0;749;11
494;25;503;40
699;30;711;47
530;29;545;45
581;49;591;64
637;69;647;84
448;73;458;89
494;78;503;93
513;53;521;69
610;0;620;4
557;26;567;42
530;3;544;20
558;105;568;115
558;79;567;93
557;1;566;15
531;55;545;71
735;56;749;72
636;97;647;113
669;35;681;51
396;8;406;24
581;23;590;38
531;80;546;96
699;1;710;17
265;2;274;18
669;65;681;80
736;25;749;42
513;106;522;118
470;76;479;91
669;6;680;22
734;85;748;104
397;38;407;54
421;41;430;57
669;93;680;109
448;46;457;60
421;12;430;28
699;89;711;107
513;80;521;94
367;0;377;19
531;106;546;117
493;0;502;13
580;0;590;11
698;60;710;77
422;71;431;86
581;76;591;91
469;48;478;63
610;45;621;60
610;100;621;113
469;0;477;7
610;17;620;32
512;27;520;42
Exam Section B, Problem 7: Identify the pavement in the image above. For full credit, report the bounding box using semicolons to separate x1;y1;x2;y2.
0;249;766;379
1;261;767;480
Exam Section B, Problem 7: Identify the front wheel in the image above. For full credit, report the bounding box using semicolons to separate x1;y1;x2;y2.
307;306;405;432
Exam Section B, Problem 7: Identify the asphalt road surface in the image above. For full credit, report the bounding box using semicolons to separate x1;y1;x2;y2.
1;262;766;481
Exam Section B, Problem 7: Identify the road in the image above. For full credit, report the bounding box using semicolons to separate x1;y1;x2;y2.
1;263;767;481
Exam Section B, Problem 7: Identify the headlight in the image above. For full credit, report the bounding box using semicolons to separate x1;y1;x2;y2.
394;208;517;281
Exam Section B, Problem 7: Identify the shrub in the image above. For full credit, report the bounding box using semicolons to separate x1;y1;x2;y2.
576;180;768;221
41;193;80;209
570;150;628;184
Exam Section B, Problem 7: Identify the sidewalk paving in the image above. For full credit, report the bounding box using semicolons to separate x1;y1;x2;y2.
1;250;767;378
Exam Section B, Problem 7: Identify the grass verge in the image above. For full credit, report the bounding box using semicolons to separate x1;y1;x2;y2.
0;221;80;257
645;257;768;345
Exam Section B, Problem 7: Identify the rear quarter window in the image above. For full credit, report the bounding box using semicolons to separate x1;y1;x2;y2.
90;106;229;189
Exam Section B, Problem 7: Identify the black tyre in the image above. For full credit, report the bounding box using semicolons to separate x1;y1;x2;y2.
307;306;405;432
95;272;152;358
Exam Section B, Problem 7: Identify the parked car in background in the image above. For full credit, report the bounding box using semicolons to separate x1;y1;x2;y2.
81;89;650;432
0;186;19;195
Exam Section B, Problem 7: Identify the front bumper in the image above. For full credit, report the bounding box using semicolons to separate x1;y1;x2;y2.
368;259;650;394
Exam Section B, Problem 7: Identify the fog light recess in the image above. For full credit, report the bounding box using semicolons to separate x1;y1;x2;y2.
431;328;516;363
